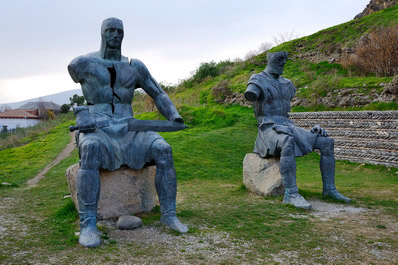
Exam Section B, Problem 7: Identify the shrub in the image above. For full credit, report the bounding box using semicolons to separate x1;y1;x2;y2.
60;104;71;114
311;75;341;105
342;25;398;76
211;80;231;102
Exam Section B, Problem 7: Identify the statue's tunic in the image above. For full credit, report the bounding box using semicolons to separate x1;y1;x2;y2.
246;71;317;158
68;52;180;171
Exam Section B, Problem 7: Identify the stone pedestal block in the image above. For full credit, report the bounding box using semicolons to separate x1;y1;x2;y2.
243;153;284;196
65;164;157;219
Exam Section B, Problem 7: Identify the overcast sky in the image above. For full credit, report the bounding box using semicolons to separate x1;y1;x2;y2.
0;0;369;104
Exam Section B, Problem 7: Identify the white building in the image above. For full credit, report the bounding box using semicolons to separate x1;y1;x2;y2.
0;109;41;132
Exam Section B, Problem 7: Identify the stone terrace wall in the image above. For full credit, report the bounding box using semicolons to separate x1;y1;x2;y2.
289;111;398;167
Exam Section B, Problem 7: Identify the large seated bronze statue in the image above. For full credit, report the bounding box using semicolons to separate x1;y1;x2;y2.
68;18;188;247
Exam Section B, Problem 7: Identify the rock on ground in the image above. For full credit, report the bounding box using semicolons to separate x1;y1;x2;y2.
117;215;143;230
243;153;284;196
65;164;158;219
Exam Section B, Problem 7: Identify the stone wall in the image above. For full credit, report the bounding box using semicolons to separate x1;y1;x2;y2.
289;111;398;167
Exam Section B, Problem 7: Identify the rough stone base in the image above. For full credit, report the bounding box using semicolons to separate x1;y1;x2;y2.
243;153;284;196
65;164;157;219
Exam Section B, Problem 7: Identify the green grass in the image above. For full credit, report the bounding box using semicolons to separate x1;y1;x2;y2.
1;104;397;263
0;120;74;187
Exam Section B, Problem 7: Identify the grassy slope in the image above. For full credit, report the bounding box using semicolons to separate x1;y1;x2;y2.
0;120;74;187
161;5;398;112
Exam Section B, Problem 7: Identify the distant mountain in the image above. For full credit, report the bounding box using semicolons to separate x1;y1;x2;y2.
0;89;83;109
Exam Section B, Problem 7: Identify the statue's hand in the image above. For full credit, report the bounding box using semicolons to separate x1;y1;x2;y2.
272;124;293;136
78;118;96;133
75;107;96;133
310;125;329;137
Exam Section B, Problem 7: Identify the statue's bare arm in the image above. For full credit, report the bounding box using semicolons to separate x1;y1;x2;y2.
132;59;183;123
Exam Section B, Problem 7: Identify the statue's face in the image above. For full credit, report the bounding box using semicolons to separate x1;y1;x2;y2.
268;55;287;76
104;27;124;49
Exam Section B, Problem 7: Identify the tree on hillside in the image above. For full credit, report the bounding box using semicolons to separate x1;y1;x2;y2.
69;94;85;107
343;25;398;76
60;104;71;114
272;31;302;46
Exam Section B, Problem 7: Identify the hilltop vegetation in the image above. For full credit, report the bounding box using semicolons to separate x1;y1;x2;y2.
135;5;398;113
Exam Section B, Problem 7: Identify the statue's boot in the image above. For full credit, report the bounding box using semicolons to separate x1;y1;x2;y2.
279;141;312;210
283;190;312;210
320;154;351;203
156;168;188;233
76;169;101;247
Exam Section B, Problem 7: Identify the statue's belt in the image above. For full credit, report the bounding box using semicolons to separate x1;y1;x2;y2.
69;119;188;132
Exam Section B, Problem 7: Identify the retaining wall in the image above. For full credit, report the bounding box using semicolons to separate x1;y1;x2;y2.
289;111;398;167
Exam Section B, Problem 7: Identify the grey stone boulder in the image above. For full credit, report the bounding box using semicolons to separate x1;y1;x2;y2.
66;164;158;219
117;215;142;230
243;153;284;196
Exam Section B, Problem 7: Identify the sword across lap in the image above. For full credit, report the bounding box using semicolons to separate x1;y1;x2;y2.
69;119;188;132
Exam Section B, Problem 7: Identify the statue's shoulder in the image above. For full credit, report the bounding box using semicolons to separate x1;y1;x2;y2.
279;76;292;84
70;52;101;65
280;76;295;89
248;72;265;84
248;71;271;89
130;58;150;78
279;76;296;96
68;52;102;83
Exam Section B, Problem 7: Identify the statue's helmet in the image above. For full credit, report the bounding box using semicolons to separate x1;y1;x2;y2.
100;17;124;56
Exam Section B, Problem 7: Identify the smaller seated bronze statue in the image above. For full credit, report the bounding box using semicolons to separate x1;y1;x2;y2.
244;51;350;209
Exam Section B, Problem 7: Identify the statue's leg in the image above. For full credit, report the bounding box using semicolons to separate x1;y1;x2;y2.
316;137;350;203
76;139;101;247
151;139;188;233
280;136;312;209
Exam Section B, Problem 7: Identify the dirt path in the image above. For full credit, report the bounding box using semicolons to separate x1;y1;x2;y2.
26;132;76;187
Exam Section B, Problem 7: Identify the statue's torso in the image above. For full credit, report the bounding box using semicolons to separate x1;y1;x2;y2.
249;72;296;125
69;53;141;120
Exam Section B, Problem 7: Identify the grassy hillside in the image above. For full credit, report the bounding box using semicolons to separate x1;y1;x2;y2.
136;5;398;113
1;104;398;264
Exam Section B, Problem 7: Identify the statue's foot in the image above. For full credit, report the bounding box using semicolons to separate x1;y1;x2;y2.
283;192;312;210
79;218;101;248
323;189;351;203
161;213;188;233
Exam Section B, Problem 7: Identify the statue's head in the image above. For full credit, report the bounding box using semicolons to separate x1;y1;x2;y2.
100;17;124;57
265;51;288;76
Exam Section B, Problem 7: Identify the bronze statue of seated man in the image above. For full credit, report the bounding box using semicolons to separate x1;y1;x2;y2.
68;18;188;247
244;51;350;210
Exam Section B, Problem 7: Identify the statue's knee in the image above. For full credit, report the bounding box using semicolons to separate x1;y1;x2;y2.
79;140;100;169
152;139;172;160
320;137;334;155
80;140;100;154
281;136;295;156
